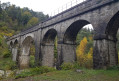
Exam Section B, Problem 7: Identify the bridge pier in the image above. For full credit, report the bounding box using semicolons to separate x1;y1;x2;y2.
62;43;76;63
56;43;63;69
11;47;18;61
19;55;30;69
93;38;118;69
41;44;55;67
19;46;30;69
11;40;19;62
108;39;118;66
55;42;76;69
34;41;41;66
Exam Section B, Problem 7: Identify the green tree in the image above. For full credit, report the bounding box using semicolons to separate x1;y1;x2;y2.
27;17;38;27
22;11;32;25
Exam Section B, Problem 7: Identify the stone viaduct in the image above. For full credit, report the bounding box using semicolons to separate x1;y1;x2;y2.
7;0;119;69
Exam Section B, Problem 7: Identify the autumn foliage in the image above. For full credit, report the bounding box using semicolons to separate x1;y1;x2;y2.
76;29;93;68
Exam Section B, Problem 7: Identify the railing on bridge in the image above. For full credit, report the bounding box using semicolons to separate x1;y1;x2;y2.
50;0;86;17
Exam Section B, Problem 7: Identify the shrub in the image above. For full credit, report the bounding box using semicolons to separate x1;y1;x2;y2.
4;61;17;70
3;51;11;58
15;66;56;79
29;55;35;68
107;65;119;70
73;62;81;69
9;61;18;70
118;53;119;63
60;63;74;70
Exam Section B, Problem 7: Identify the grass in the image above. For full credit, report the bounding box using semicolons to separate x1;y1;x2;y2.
15;66;56;79
26;69;119;81
3;69;119;81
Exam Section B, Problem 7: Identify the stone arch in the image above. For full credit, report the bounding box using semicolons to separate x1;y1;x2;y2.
62;19;93;64
64;20;91;43
22;36;34;52
105;11;119;67
41;28;57;67
42;29;57;44
106;11;119;40
19;36;34;69
14;39;18;44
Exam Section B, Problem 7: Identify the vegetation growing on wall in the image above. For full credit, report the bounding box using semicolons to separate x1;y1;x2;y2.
29;42;35;68
54;36;58;66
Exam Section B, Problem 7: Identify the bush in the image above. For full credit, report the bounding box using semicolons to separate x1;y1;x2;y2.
9;61;18;70
107;65;119;70
60;63;74;70
3;51;11;58
15;66;56;79
29;55;35;68
0;57;17;70
73;62;81;69
4;61;17;70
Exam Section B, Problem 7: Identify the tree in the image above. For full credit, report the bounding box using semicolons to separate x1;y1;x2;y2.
27;17;38;27
0;2;2;14
76;28;94;68
22;11;32;25
0;2;49;31
77;37;88;56
76;37;88;67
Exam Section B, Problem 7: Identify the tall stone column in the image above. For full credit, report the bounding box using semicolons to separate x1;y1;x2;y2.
108;40;118;67
34;30;42;66
34;41;41;66
12;47;18;61
11;48;15;60
56;41;76;69
56;43;63;69
93;39;109;69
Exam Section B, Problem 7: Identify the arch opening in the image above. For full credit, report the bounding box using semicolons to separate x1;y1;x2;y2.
42;29;57;67
62;20;94;68
10;41;13;49
106;11;119;39
14;39;18;45
42;29;57;44
63;20;91;44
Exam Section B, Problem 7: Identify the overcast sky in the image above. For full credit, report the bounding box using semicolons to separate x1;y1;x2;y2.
0;0;84;15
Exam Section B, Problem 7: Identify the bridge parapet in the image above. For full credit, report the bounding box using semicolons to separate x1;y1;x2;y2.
42;0;115;28
7;33;20;41
20;24;41;36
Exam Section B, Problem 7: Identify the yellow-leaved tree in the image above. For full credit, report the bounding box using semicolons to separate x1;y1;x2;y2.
76;37;88;67
86;47;93;68
76;37;93;68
